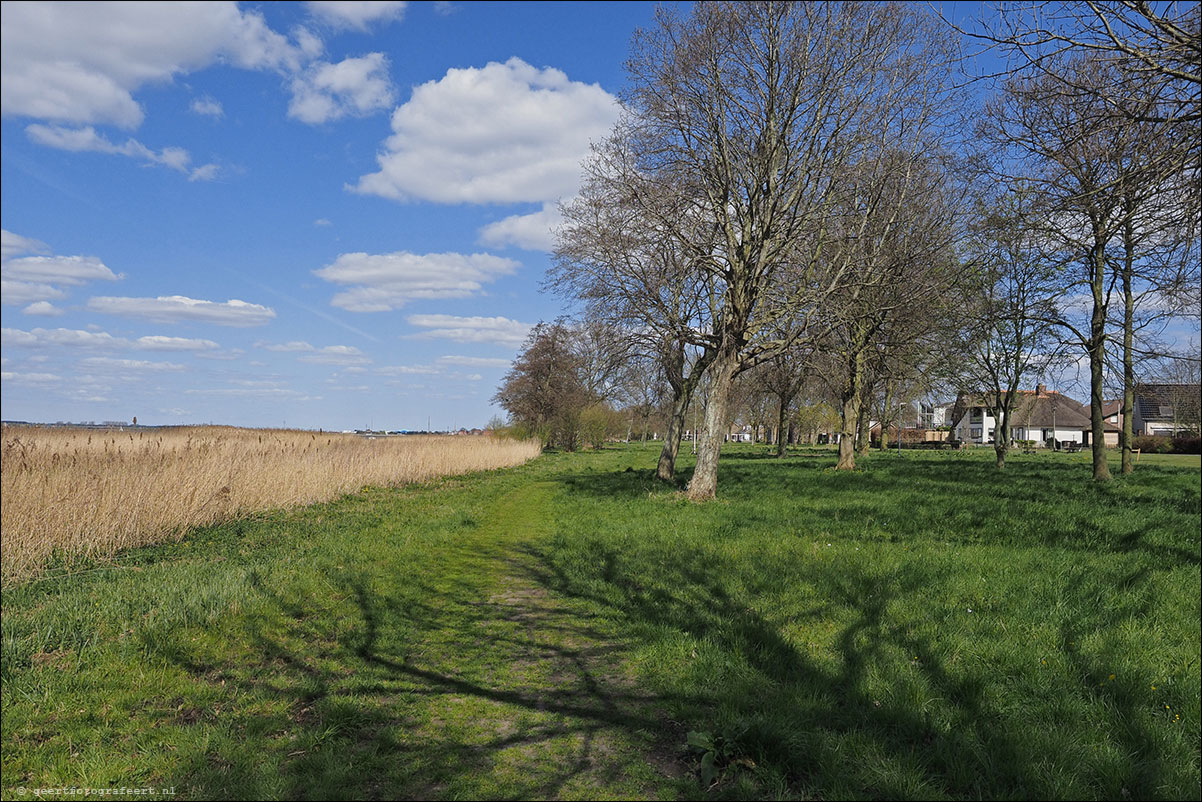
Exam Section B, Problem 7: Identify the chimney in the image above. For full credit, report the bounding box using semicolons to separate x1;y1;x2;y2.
1037;383;1046;395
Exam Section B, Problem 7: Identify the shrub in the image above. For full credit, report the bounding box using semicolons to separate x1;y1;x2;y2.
1171;434;1201;454
1132;435;1173;454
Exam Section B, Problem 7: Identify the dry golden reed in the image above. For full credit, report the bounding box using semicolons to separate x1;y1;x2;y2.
1;425;540;585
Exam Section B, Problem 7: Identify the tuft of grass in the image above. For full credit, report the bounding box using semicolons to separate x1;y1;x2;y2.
1;443;1197;800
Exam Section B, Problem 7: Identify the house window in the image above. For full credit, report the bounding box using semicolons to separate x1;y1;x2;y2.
970;408;983;421
1160;405;1173;417
970;427;982;439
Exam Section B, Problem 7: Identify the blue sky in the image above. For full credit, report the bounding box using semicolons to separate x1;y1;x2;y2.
3;2;1192;430
1;0;671;430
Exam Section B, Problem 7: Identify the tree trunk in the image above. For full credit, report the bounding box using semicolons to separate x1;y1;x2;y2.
687;354;737;500
1120;224;1135;475
1088;247;1112;482
776;395;789;457
879;382;893;451
657;387;690;482
837;348;864;470
995;404;1010;469
855;397;871;455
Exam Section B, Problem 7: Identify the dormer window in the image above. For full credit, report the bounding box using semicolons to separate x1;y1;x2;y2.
1160;405;1173;417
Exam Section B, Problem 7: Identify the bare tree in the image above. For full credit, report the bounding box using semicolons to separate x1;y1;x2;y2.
620;1;965;497
960;186;1062;468
551;131;718;482
957;1;1201;126
985;50;1199;479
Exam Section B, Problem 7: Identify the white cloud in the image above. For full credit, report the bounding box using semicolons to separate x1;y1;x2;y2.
80;356;185;372
1;371;66;388
87;295;276;327
314;218;332;227
133;335;220;351
376;364;439;375
1;2;303;129
306;1;407;31
288;53;395;124
352;58;620;204
26;124;219;181
2;254;122;285
297;345;371;365
406;314;532;347
257;340;316;352
437;355;512;368
190;96;224;117
185;387;320;400
314;250;520;312
1;231;123;304
1;230;49;260
1;280;67;305
478;201;564;251
2;327;121;348
0;326;221;351
22;301;65;317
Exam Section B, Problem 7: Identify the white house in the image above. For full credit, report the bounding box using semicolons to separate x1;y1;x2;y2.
1132;383;1201;436
951;385;1119;447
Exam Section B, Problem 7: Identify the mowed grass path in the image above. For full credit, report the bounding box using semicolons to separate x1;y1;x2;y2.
2;445;1199;800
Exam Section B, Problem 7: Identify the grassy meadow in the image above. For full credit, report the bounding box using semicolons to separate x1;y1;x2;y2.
0;425;541;585
1;443;1198;800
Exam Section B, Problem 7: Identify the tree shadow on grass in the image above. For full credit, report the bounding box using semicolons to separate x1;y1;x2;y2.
151;567;689;800
556;454;1200;570
514;534;1186;799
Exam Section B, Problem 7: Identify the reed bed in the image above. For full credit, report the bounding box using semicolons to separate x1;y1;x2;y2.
0;424;540;585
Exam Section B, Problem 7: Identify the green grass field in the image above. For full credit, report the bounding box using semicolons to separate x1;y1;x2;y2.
2;444;1199;801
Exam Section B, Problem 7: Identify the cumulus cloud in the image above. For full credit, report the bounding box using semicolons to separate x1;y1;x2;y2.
87;295;276;326
314;250;520;312
1;230;49;260
190;96;224;117
306;1;408;31
0;371;63;385
376;364;439;375
1;2;303;129
133;335;220;351
1;280;67;305
288;53;395;124
22;301;65;317
26;124;219;180
2;254;122;285
352;58;620;204
80;356;185;372
0;326;220;352
2;327;123;349
2;230;124;305
478;201;564;251
436;355;513;368
405;314;532;347
296;345;371;365
256;340;316;352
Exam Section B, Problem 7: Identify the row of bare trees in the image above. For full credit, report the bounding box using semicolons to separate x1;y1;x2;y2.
497;1;1199;496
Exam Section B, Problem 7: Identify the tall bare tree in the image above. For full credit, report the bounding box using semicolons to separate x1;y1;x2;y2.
985;52;1198;480
960;187;1061;468
551;130;718;482
621;1;964;497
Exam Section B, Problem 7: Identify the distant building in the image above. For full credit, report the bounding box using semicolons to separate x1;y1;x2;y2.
951;385;1120;447
1132;383;1202;436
